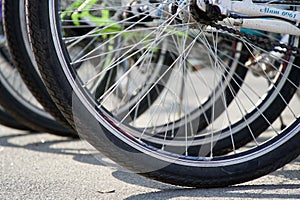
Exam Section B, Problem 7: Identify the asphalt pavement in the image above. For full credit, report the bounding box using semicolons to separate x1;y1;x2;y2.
0;125;299;200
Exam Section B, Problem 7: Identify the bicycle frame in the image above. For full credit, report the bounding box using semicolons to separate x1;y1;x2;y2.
197;0;300;35
63;0;300;35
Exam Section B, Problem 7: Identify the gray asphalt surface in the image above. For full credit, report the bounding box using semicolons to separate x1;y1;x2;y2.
0;124;299;199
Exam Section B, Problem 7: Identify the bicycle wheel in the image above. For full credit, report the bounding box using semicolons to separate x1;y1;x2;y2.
29;0;297;152
0;23;78;136
2;0;77;136
27;0;300;187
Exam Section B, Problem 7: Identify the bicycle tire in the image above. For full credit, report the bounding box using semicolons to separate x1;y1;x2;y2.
2;0;77;136
27;0;300;187
0;106;29;130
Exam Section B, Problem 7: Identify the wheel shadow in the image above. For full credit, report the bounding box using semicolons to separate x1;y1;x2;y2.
123;183;300;200
0;130;113;167
112;157;300;199
1;129;299;198
0;129;173;188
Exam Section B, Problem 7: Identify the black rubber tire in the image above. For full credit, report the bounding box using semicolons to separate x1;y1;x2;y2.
2;0;77;137
0;107;30;130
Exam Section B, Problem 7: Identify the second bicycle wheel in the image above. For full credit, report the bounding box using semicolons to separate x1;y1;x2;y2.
2;0;77;136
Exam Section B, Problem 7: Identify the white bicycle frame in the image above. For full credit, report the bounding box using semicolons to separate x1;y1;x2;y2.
197;0;300;35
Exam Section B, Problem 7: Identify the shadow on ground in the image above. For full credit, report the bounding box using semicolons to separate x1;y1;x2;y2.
1;130;299;198
123;183;300;200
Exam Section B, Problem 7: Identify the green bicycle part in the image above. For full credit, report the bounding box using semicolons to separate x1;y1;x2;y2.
62;0;122;36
